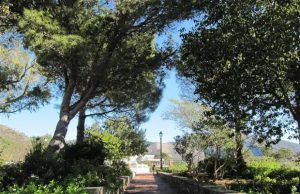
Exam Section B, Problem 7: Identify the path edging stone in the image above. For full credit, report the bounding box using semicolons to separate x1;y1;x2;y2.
158;172;245;194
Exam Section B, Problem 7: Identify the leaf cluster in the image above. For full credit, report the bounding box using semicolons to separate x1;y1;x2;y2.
0;33;50;114
179;0;300;143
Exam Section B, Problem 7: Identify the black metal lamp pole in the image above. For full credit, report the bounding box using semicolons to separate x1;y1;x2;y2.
159;131;163;169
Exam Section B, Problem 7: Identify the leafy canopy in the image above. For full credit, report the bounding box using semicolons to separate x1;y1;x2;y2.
0;33;50;113
178;0;300;143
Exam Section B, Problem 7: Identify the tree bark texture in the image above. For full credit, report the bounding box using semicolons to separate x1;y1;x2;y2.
235;126;246;175
48;79;96;153
76;108;86;145
48;113;71;153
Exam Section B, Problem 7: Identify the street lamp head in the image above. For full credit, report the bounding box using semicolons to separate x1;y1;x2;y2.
159;131;163;138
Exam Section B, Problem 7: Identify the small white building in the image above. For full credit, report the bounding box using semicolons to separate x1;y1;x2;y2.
124;156;150;174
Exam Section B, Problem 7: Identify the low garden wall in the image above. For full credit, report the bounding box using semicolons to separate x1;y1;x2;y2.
157;172;245;194
85;175;132;194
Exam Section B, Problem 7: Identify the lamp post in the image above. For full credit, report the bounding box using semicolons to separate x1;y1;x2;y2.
159;131;163;169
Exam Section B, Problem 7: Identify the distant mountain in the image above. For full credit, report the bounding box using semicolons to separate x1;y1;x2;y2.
147;142;182;161
147;139;300;160
246;139;300;156
0;124;31;162
273;140;300;153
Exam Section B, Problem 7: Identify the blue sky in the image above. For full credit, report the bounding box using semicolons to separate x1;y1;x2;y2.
0;69;184;143
141;69;183;143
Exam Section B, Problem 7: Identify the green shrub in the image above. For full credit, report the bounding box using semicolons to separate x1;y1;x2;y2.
198;157;236;179
267;167;299;181
64;141;105;163
72;171;104;187
169;162;188;174
227;157;300;194
111;161;132;177
22;141;67;183
245;157;282;180
65;163;125;190
227;181;298;194
161;162;188;174
0;134;133;193
0;163;24;190
1;180;88;194
245;157;300;181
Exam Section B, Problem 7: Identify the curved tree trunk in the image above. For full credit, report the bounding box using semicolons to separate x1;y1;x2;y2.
48;79;96;153
76;108;86;144
48;113;71;153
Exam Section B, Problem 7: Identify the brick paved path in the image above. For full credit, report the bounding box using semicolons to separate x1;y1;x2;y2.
124;174;178;194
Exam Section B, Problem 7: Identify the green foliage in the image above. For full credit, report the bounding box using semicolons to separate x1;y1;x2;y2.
103;118;148;156
259;146;294;161
87;128;122;160
161;162;188;174
166;100;236;178
111;161;132;177
0;33;50;114
16;0;183;151
0;2;16;33
179;0;300;144
0;135;132;192
246;157;299;181
2;180;88;194
174;134;202;171
227;157;300;194
0;163;24;190
164;99;206;129
30;135;51;150
64;140;105;163
272;148;293;161
198;157;236;179
87;119;148;159
22;139;67;182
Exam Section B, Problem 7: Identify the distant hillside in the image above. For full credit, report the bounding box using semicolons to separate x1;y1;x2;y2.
0;124;31;162
147;142;182;161
246;139;300;156
273;140;300;153
147;139;300;160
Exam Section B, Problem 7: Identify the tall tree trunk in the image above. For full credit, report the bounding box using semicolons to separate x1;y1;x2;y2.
76;108;86;144
47;78;95;153
213;147;219;180
235;120;246;175
48;79;76;153
48;112;71;153
235;131;244;173
213;157;217;180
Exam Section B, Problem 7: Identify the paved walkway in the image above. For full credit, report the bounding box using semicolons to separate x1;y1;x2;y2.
124;174;178;194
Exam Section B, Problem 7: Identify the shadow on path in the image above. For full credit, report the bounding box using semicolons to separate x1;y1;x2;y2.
124;174;178;194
